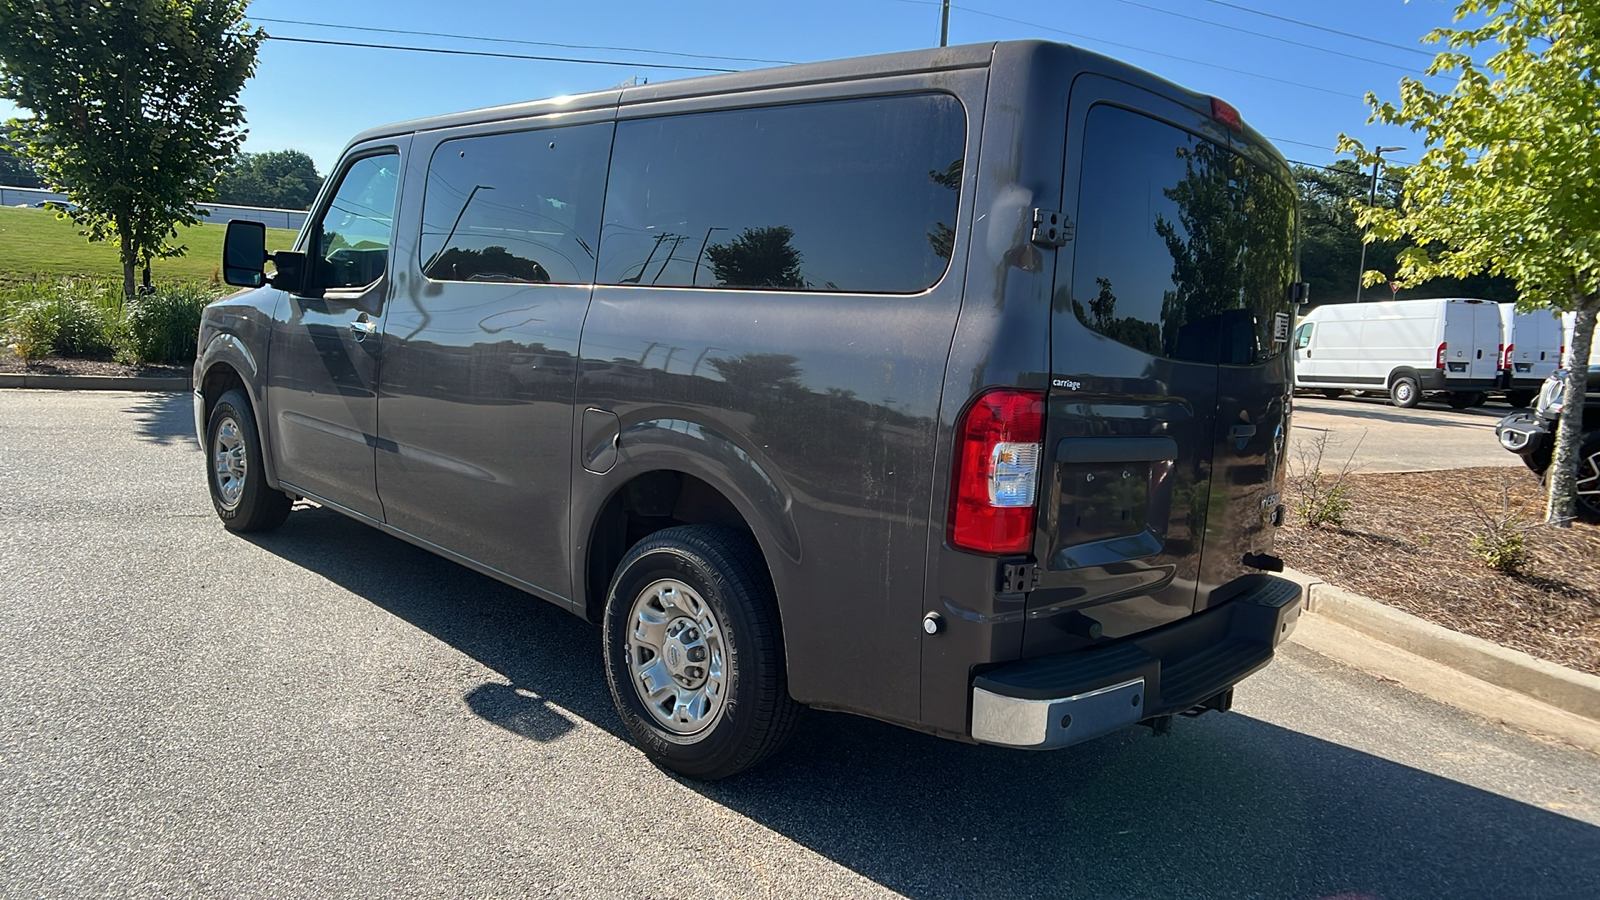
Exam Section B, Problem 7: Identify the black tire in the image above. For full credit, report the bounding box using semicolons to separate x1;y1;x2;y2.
1447;391;1485;409
1575;433;1600;525
205;389;292;533
1320;389;1343;400
1389;375;1421;408
1506;391;1536;409
602;525;800;780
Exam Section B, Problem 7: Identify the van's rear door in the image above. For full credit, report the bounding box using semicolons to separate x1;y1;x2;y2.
1031;77;1297;654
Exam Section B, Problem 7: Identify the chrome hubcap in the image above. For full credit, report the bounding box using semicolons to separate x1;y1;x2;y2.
212;416;247;509
626;578;727;735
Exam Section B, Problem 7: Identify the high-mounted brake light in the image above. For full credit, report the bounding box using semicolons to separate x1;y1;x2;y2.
1210;97;1243;133
1436;341;1448;369
948;389;1045;555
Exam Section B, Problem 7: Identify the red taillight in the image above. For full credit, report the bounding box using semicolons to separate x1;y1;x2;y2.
1502;342;1514;370
948;389;1045;556
1437;341;1448;368
1210;97;1243;133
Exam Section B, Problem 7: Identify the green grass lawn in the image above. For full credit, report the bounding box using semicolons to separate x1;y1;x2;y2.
0;206;299;285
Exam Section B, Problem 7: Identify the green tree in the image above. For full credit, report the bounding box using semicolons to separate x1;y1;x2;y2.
1341;0;1599;525
1295;160;1516;306
0;1;263;298
214;149;323;209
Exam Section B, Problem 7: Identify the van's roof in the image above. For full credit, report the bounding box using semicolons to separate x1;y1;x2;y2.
343;39;1281;169
346;42;996;147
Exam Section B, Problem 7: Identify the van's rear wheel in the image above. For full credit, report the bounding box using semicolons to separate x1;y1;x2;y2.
1506;391;1536;408
1389;376;1421;408
1319;389;1343;400
1447;391;1486;409
602;525;800;780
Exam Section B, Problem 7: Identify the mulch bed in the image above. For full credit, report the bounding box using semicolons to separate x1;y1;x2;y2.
0;349;186;378
1277;466;1600;677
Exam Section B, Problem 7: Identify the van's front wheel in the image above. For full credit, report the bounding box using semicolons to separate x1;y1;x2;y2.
206;389;292;532
602;525;800;780
1389;375;1422;408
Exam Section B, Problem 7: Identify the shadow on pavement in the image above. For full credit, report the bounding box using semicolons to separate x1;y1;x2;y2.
122;391;197;446
249;505;1600;900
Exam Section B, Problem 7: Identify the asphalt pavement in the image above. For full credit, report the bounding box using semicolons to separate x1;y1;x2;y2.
3;390;1598;899
1290;393;1524;474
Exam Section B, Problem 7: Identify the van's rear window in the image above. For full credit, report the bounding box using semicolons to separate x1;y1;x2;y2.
597;93;966;294
1069;104;1297;365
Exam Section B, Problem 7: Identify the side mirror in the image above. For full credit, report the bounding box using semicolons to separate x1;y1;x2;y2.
223;220;267;287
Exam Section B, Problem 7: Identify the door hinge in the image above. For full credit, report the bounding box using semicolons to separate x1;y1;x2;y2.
999;560;1041;594
1031;208;1072;248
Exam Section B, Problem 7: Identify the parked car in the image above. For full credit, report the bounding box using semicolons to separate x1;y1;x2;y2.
1497;304;1564;407
1292;298;1502;408
196;40;1305;779
1495;366;1600;522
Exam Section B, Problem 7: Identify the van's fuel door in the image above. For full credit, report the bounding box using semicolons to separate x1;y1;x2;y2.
581;408;622;474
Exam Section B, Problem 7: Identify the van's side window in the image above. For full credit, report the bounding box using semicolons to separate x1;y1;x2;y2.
597;93;965;293
1294;322;1313;348
1070;105;1297;364
315;153;400;291
420;124;612;284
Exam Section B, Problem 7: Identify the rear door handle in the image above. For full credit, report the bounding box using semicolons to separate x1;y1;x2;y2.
350;317;377;340
1229;424;1257;439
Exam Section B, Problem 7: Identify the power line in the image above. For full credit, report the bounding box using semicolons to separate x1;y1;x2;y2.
260;35;739;73
251;16;795;67
947;3;1364;99
1196;0;1437;59
1108;0;1430;76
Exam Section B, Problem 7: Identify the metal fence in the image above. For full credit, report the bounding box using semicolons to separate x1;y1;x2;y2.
1;186;307;232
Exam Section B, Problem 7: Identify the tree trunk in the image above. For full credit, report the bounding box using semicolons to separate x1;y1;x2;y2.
119;232;136;301
1546;292;1598;526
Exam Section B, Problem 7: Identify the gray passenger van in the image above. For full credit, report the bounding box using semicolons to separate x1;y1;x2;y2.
203;40;1304;779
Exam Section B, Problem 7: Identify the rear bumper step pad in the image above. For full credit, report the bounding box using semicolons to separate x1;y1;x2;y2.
970;575;1302;749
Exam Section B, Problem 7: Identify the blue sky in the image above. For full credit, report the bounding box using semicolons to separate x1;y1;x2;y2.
4;0;1475;175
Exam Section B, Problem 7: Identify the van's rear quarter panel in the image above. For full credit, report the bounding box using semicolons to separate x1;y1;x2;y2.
919;43;1081;735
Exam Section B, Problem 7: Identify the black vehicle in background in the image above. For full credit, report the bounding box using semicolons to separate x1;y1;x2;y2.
1495;366;1600;522
198;40;1305;779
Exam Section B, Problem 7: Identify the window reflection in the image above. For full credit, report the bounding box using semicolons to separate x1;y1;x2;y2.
420;124;611;285
1071;105;1296;364
316;154;399;290
598;94;966;294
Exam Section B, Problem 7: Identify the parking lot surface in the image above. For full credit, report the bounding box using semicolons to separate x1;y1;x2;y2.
1290;393;1525;474
3;391;1598;899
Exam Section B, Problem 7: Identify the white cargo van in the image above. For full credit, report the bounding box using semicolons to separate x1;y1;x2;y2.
1499;304;1564;406
1292;298;1502;408
1563;311;1600;368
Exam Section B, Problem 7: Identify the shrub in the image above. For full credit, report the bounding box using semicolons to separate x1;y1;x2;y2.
123;283;219;365
1467;475;1535;574
1288;429;1364;529
8;279;119;361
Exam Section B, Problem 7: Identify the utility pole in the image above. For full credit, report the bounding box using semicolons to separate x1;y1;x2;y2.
1355;146;1405;302
940;0;950;47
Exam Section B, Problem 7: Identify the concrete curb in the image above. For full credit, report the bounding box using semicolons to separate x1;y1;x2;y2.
0;373;190;391
1282;567;1600;722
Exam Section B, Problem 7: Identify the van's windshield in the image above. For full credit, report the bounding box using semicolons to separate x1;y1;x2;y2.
1068;104;1297;366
